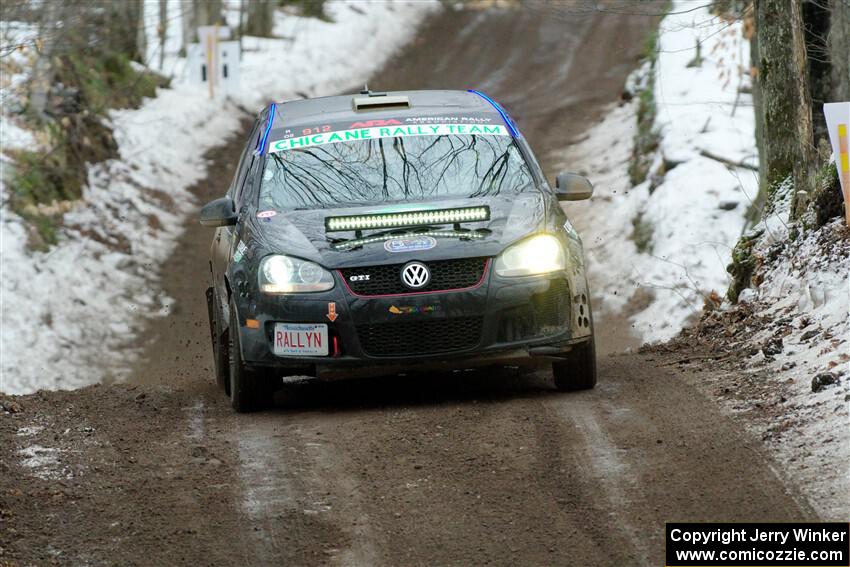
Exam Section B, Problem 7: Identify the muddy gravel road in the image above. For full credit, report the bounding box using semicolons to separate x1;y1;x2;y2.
0;4;820;567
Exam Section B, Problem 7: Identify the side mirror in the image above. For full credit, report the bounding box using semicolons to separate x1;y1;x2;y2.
554;172;593;201
200;197;237;227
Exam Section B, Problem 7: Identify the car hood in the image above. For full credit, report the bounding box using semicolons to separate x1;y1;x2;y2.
248;193;548;268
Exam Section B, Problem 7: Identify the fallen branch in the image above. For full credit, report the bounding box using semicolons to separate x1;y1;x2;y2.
699;150;758;171
661;353;736;366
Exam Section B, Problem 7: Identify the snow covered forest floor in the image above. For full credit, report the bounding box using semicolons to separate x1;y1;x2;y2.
0;1;436;394
564;3;758;345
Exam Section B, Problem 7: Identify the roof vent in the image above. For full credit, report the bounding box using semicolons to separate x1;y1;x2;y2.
353;95;410;111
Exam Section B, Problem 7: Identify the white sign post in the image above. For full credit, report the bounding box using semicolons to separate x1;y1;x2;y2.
824;102;850;227
187;26;240;98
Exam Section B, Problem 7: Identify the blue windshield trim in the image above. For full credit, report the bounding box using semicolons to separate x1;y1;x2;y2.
258;103;276;154
467;89;519;138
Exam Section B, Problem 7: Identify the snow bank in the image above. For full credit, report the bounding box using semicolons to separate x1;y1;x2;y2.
0;1;437;394
561;3;756;344
674;183;849;517
734;193;848;518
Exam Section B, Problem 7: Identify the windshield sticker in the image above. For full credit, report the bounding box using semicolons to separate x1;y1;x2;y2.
233;241;247;263
405;116;493;124
350;119;402;128
269;123;509;154
384;236;437;253
257;210;277;219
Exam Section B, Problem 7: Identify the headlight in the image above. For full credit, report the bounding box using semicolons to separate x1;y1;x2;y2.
494;234;566;277
258;255;334;293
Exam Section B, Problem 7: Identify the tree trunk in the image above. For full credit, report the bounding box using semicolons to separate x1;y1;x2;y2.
133;0;146;64
828;0;850;102
101;0;145;62
802;0;832;149
181;0;223;52
28;0;59;123
195;0;224;26
245;0;275;37
747;7;767;219
180;0;193;56
238;0;245;58
158;0;167;70
755;0;816;216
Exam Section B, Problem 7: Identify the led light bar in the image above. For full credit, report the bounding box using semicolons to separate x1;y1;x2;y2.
325;207;490;232
332;230;485;251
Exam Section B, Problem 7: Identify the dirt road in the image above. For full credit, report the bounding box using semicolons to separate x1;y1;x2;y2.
0;5;819;567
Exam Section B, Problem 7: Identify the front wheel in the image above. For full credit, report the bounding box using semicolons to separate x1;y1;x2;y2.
228;301;272;412
206;287;229;394
552;339;597;391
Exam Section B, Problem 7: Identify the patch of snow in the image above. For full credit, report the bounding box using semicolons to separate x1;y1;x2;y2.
1;1;438;394
561;2;755;345
18;444;71;480
16;425;44;437
0;115;35;153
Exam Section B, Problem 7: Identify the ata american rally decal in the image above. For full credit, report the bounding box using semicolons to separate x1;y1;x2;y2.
269;123;508;153
384;236;437;253
389;305;440;315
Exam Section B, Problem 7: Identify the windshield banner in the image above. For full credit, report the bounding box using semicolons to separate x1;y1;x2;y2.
268;123;509;154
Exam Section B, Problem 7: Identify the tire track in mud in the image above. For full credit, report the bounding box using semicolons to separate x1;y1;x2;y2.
232;414;382;565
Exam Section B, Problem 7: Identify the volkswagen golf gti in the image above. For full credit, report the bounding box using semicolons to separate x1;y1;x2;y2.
201;89;597;412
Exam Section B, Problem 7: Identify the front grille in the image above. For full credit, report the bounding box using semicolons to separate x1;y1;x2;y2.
357;317;483;357
497;279;570;343
340;257;488;296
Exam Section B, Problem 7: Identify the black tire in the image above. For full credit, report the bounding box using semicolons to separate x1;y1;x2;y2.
206;288;230;394
553;339;597;391
228;300;270;413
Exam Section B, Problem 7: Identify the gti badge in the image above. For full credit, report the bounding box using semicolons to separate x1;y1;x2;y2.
349;274;370;282
401;262;430;289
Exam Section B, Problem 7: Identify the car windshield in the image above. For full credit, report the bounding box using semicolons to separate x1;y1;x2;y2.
259;134;535;210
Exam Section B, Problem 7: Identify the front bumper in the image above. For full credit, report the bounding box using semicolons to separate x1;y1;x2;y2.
233;264;592;379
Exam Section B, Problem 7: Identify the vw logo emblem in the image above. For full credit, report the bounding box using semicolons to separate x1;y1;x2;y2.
401;262;431;289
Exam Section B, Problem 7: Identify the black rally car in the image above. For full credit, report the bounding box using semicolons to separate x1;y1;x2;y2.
201;89;596;412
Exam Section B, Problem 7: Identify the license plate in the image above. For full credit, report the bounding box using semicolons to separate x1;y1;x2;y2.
272;323;328;357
